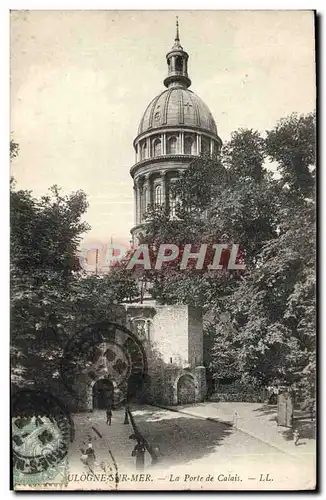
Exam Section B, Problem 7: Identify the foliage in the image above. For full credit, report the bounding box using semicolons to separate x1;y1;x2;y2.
10;180;138;387
139;115;316;405
141;130;279;307
265;112;315;198
10;111;316;407
10;138;19;160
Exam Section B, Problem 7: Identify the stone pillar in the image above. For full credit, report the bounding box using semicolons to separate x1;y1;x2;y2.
197;134;202;154
180;131;184;154
136;178;142;224
133;183;137;227
161;133;164;155
145;173;152;207
146;137;150;158
158;171;167;209
162;133;166;155
195;366;207;402
210;138;214;155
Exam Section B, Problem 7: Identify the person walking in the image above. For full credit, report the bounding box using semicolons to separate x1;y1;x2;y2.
151;444;161;465
106;408;112;426
132;439;146;471
124;407;129;424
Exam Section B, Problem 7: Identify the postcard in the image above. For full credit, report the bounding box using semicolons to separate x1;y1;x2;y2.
10;9;316;491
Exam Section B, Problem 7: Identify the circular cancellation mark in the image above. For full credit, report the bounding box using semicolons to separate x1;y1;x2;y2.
11;389;74;477
60;321;148;404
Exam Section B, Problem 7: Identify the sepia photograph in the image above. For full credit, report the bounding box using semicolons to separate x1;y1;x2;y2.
10;9;316;491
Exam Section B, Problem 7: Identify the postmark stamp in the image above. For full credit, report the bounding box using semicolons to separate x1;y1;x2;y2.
12;389;74;488
60;321;148;407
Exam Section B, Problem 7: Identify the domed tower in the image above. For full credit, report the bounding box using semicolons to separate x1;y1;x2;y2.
130;19;222;240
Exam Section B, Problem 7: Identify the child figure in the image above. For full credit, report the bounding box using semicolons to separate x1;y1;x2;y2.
80;448;88;466
106;408;112;426
85;442;96;468
293;429;300;446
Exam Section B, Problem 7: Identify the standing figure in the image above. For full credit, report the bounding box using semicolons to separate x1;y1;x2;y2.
151;444;161;465
132;440;146;471
85;442;96;468
233;411;239;428
106;408;112;426
80;448;88;466
124;407;129;424
293;429;300;446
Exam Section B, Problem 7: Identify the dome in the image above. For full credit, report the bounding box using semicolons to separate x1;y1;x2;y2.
137;86;217;137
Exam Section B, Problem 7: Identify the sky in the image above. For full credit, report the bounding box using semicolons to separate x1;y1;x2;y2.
10;10;316;248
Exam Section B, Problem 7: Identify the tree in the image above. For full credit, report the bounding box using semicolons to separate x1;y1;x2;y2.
211;113;316;403
222;128;266;182
220;203;315;395
138;114;316;404
265;112;316;198
141;129;279;308
10;181;138;387
11;182;90;385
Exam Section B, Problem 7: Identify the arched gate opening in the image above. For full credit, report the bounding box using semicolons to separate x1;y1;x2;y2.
177;374;196;405
92;379;114;409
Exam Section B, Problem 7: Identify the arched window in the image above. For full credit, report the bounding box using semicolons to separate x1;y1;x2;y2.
152;138;161;157
154;184;162;205
201;137;210;154
184;135;195;155
167;136;177;155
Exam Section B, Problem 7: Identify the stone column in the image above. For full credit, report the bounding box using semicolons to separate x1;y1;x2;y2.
145;173;152;207
133;183;137;227
136;178;142;224
180;131;184;154
162;133;166;155
146;137;150;158
197;134;202;154
160;171;167;209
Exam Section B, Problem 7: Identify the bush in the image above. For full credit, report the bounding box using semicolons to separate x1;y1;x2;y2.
209;391;267;403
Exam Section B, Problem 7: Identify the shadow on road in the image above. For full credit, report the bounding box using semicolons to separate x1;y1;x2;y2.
132;407;233;466
252;403;278;423
253;404;316;441
281;418;316;441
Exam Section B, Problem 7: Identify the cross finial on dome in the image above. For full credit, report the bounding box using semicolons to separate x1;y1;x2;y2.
175;16;180;42
171;16;183;50
164;17;191;88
